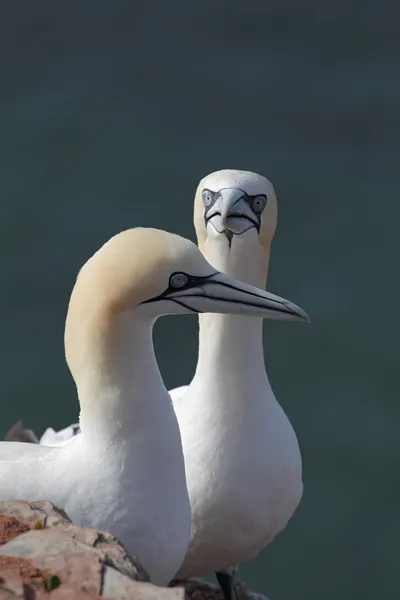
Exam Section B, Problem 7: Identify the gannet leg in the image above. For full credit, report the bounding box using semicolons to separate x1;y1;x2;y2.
216;566;239;600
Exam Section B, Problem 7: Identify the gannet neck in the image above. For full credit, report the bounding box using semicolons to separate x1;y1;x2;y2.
69;309;165;442
199;231;270;289
195;311;266;386
194;230;270;384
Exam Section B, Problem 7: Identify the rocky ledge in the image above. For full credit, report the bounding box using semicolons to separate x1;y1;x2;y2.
2;422;270;599
0;500;269;600
0;499;161;599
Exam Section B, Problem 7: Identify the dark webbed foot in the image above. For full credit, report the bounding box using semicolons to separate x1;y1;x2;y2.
216;567;239;600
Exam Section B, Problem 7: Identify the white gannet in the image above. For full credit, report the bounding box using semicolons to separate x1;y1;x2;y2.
169;170;307;598
2;226;308;586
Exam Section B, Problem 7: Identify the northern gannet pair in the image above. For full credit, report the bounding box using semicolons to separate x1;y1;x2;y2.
37;170;308;596
1;206;308;586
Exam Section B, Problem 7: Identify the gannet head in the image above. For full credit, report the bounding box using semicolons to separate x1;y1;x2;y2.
67;228;306;323
193;169;278;286
65;228;308;390
194;169;277;250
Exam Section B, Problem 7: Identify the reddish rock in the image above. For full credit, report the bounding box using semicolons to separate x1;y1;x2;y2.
2;529;107;595
0;516;30;546
0;500;266;600
0;500;148;583
0;500;184;600
0;500;69;546
0;553;99;599
0;554;44;596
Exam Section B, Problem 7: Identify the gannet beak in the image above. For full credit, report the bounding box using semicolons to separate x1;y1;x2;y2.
168;273;310;323
219;188;255;226
205;188;258;235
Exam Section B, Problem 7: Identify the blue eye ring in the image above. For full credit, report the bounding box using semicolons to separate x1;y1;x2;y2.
252;195;267;213
202;189;215;207
170;273;189;288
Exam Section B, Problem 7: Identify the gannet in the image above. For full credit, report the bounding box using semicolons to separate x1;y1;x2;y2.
2;226;308;586
169;170;307;598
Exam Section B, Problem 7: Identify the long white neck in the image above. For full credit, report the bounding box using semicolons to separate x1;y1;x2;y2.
76;312;168;444
194;234;271;390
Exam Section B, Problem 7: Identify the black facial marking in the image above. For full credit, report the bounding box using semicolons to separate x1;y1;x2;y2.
140;270;295;318
169;272;189;288
167;271;216;292
248;194;267;214
203;187;268;240
165;297;200;314
141;271;216;309
202;188;217;209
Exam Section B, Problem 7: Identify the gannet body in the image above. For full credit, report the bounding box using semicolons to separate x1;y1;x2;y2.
5;226;308;585
171;170;306;590
2;228;195;584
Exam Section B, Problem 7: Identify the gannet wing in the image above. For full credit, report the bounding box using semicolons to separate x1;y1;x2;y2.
4;421;39;443
40;424;80;447
0;440;55;460
169;385;189;404
39;384;190;445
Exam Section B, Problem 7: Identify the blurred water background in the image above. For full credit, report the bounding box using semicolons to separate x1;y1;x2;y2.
0;2;398;599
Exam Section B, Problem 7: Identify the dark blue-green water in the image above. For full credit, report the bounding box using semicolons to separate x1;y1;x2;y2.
0;3;398;599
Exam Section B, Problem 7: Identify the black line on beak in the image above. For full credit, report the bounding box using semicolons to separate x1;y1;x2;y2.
141;273;300;319
141;272;218;306
167;297;202;314
208;279;287;308
165;293;297;317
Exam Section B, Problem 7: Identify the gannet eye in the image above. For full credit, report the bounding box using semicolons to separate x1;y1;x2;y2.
170;273;189;288
202;189;214;207
252;195;267;213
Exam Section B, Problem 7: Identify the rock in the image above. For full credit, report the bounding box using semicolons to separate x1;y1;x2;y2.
0;501;267;600
0;500;69;541
170;578;270;600
0;554;46;598
0;500;148;582
4;422;39;444
0;500;184;600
